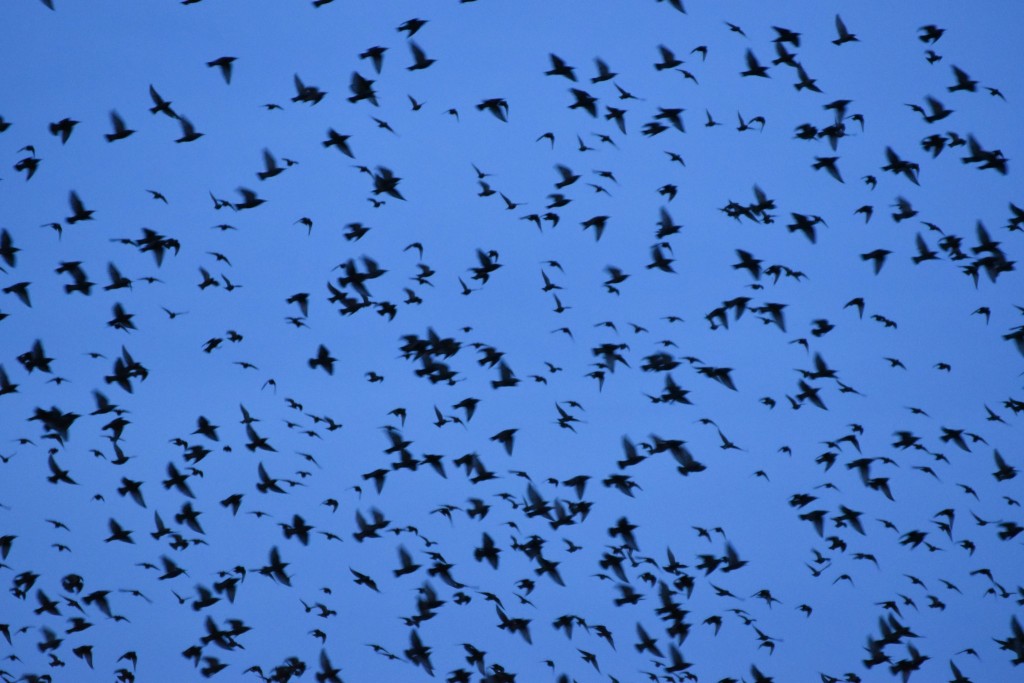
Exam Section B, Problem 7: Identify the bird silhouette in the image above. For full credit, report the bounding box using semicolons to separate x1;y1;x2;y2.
104;110;135;142
207;56;236;83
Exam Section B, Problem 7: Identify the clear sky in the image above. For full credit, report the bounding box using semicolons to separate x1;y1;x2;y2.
1;1;1022;682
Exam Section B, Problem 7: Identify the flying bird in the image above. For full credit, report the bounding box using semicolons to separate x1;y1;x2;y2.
207;56;236;83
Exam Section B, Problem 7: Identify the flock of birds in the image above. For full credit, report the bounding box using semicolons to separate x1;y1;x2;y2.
1;1;1023;682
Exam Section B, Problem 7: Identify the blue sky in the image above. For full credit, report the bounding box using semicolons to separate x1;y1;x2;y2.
1;1;1023;681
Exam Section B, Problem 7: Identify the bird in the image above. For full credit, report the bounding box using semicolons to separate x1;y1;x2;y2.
545;53;576;80
793;63;822;92
66;190;94;224
48;118;78;143
477;98;509;122
322;128;354;157
568;88;598;116
861;249;891;274
813;156;843;183
654;45;683;71
207;56;236;83
148;84;177;117
948;64;978;92
348;71;379;105
725;21;746;36
741;49;769;77
919;24;945;43
104;110;135;142
257;149;285;180
308;345;336;374
591;57;617;82
397;17;427;36
407;41;435;70
832;15;859;45
174;115;203;143
292;73;327;104
360;45;387;73
233;187;265;210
